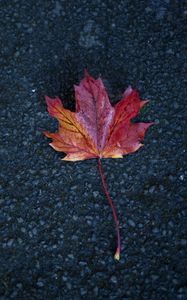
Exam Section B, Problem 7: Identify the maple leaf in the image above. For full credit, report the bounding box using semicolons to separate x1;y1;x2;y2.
44;71;153;260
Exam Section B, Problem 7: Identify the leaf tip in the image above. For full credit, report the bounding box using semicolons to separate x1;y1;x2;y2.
84;69;89;77
43;130;51;138
140;100;149;108
45;95;62;107
123;86;133;97
44;95;51;101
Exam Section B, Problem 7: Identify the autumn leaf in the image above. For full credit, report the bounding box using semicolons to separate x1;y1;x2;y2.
44;71;153;260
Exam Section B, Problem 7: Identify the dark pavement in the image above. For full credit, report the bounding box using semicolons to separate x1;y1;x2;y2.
0;1;186;299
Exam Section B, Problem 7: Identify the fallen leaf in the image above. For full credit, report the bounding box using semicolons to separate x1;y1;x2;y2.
44;72;152;161
44;71;153;260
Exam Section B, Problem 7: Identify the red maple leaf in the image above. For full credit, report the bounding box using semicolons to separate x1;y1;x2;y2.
44;71;153;260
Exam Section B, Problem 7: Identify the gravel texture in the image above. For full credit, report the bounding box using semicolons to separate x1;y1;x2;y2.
0;1;187;299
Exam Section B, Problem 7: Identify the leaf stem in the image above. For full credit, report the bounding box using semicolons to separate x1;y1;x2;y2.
97;158;120;260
